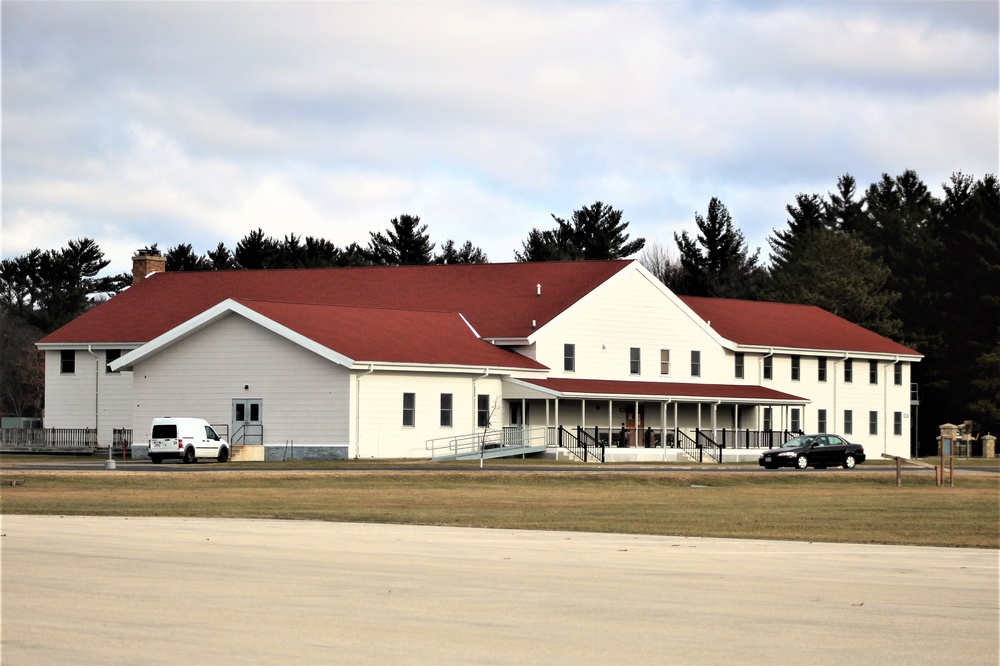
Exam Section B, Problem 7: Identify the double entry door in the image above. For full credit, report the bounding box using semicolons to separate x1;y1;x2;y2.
232;399;263;445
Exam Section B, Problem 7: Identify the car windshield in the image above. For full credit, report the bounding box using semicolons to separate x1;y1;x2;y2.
781;436;812;448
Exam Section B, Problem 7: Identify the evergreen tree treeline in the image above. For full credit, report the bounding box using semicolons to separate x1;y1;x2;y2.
2;175;997;449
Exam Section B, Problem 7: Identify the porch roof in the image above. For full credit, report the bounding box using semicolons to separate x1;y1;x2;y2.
509;377;808;404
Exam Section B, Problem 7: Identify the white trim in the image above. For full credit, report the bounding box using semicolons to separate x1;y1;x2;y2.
502;378;809;405
111;299;354;371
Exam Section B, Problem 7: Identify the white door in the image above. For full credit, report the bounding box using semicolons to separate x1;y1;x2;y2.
232;399;263;445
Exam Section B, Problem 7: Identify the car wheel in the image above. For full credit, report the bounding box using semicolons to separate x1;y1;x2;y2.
795;455;809;470
217;446;229;463
150;455;162;464
182;447;196;464
843;454;856;469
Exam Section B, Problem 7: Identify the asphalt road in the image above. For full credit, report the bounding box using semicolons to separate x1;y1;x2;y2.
2;515;997;665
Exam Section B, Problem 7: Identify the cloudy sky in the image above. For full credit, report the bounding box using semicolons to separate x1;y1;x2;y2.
3;1;997;275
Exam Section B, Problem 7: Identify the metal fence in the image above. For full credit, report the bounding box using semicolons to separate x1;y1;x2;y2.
0;428;99;452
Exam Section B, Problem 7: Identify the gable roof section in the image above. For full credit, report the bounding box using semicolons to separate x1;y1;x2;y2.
680;296;921;357
112;299;547;371
40;260;632;345
512;377;807;404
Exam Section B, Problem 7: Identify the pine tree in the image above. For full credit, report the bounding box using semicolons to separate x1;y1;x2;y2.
367;215;435;265
674;198;763;298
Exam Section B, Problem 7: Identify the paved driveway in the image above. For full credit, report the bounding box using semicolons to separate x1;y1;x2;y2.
2;516;997;665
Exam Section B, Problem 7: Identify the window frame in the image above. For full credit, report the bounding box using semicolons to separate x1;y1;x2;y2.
817;409;827;433
734;352;744;379
763;355;773;381
790;408;801;433
690;350;701;377
660;349;670;376
818;357;827;382
630;347;641;375
869;410;878;436
894;363;903;386
791;355;801;381
477;394;490;428
844;409;853;435
869;360;878;385
763;407;772;432
402;392;416;427
60;350;75;374
563;343;575;373
844;359;853;383
440;393;453;428
105;349;122;374
893;411;903;436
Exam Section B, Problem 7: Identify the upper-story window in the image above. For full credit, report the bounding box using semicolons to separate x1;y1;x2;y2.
791;355;801;381
660;349;670;375
564;344;575;372
60;350;75;374
630;348;641;375
734;352;744;379
869;360;879;385
105;349;122;374
844;359;853;383
763;356;773;380
818;357;828;382
894;363;903;386
691;350;701;377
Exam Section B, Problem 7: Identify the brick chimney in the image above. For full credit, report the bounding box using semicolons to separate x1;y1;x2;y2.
132;248;166;285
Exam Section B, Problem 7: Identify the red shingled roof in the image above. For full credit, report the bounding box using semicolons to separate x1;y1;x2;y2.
680;296;920;356
238;300;545;369
40;260;632;345
517;377;806;402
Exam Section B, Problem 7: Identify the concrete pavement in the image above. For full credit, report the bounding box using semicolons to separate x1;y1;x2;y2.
1;515;997;665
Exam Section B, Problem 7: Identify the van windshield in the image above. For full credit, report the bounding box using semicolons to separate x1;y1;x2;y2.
151;424;177;439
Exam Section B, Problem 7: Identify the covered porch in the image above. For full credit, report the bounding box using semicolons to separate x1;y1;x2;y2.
502;377;809;462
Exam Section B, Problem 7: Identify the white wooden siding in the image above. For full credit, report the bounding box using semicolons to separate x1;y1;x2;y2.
129;314;350;447
351;372;502;458
43;349;134;447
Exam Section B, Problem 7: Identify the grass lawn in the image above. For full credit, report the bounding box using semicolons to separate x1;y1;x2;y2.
2;468;996;548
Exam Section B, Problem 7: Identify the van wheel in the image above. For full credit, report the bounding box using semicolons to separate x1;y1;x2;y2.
217;447;229;463
182;447;196;464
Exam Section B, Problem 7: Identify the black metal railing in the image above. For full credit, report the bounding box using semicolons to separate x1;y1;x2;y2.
556;426;604;463
697;429;800;449
112;428;133;454
676;429;700;462
695;429;723;463
232;423;263;445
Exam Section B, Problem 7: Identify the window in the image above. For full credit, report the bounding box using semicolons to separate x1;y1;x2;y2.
564;344;575;372
60;350;75;374
791;355;801;381
734;352;744;379
105;349;122;374
660;349;670;375
844;359;853;383
844;410;853;435
630;348;641;375
402;393;415;427
763;407;772;431
690;350;701;377
790;408;801;432
477;394;490;428
894;363;903;386
893;411;902;436
869;411;878;436
440;393;453;427
818;357;827;382
869;360;878;385
763;356;773;380
817;409;827;433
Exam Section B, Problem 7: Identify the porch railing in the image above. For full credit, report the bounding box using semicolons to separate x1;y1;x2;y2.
0;428;98;453
676;429;700;462
695;429;723;463
700;429;801;449
555;426;605;463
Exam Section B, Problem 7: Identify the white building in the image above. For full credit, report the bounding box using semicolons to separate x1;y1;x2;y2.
37;255;921;461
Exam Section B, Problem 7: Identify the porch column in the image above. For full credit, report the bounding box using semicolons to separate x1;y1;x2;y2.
634;400;639;447
711;402;718;440
582;399;586;431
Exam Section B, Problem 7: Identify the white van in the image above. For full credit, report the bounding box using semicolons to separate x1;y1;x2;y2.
148;417;230;464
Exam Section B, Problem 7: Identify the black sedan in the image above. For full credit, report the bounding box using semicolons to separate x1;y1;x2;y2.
758;434;865;470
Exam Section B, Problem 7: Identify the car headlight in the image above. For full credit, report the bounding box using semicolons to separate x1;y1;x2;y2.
778;451;798;457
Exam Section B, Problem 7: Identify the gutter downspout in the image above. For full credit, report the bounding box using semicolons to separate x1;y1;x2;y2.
759;349;774;433
86;346;100;433
355;364;374;459
832;352;848;433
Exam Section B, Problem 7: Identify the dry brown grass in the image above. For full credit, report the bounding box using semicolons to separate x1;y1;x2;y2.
2;470;997;548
